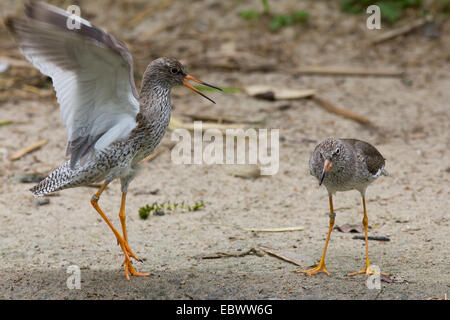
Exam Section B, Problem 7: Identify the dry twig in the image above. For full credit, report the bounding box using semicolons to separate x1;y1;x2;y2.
312;96;374;127
142;144;174;163
200;248;264;259
180;112;253;124
10;139;48;161
169;117;246;131
258;246;303;267
0;56;32;68
370;16;432;45
245;85;317;100
294;66;404;77
242;226;304;232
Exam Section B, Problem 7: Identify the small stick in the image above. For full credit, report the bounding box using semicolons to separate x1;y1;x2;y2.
242;226;304;232
22;85;53;98
180;112;248;124
142;147;168;163
0;120;13;126
169;117;246;131
258;246;303;267
181;112;265;125
245;85;317;100
370;16;432;45
312;96;374;127
142;142;176;163
10;139;48;161
0;56;32;68
200;248;263;259
294;67;404;77
352;235;390;241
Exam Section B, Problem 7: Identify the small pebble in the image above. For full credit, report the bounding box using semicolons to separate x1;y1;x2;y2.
13;173;45;183
34;198;50;207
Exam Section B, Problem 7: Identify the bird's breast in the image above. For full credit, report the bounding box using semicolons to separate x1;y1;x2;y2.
129;113;171;165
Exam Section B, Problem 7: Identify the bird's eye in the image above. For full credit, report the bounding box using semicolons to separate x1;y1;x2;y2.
170;67;179;74
335;148;340;155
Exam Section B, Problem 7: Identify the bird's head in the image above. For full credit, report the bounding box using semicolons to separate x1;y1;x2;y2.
149;57;222;103
317;138;347;186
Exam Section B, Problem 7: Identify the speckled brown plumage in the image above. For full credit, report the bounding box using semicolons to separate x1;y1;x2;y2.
309;137;388;196
297;137;389;277
341;139;385;176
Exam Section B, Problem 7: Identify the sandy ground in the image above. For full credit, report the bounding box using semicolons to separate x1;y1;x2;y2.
0;0;449;299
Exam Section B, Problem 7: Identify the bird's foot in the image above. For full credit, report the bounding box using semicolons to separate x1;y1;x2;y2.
121;240;142;263
122;258;150;280
296;262;331;276
116;238;149;280
347;264;378;277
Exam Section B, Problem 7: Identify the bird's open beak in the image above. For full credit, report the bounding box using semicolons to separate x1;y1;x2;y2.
319;159;332;186
182;74;222;104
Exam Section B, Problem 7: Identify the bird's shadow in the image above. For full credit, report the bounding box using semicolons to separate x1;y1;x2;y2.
1;267;272;299
0;265;415;300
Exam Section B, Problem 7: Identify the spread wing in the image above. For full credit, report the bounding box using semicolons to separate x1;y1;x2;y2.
7;1;140;168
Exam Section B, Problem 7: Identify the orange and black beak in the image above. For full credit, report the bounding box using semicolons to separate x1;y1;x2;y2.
319;159;332;186
182;75;222;104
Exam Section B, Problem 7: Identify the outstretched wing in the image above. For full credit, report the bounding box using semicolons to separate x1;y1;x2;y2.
7;1;140;168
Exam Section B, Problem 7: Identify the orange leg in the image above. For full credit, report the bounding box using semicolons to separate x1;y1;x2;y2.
348;196;378;276
90;184;149;279
297;195;335;276
119;193;141;262
118;193;149;278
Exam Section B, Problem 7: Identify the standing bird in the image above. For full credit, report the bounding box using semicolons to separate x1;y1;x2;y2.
297;138;389;276
6;2;221;279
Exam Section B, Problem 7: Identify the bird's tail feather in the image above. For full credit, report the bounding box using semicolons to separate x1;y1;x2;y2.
30;161;72;196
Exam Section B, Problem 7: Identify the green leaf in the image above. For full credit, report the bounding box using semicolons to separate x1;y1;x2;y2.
261;0;271;14
239;10;260;20
340;0;424;23
292;11;309;23
378;2;401;23
138;205;151;220
269;15;286;31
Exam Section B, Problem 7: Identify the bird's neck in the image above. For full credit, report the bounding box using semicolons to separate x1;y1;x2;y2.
139;70;171;117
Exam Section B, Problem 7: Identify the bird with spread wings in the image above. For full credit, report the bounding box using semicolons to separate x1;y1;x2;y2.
7;1;221;279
